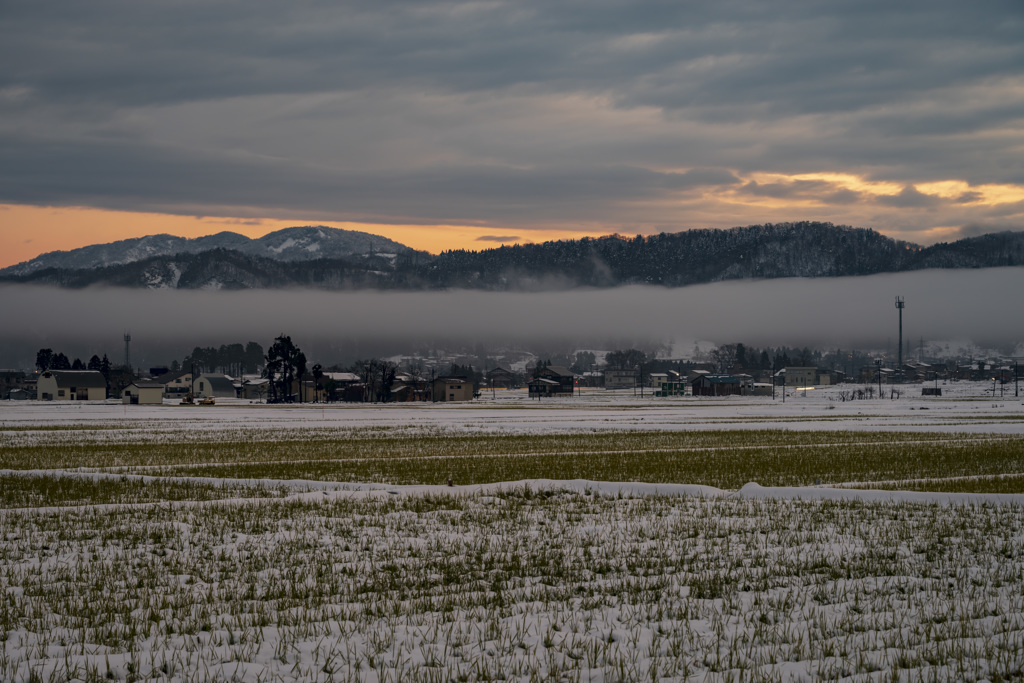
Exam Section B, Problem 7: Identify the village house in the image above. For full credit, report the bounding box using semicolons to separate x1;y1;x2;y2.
691;374;742;397
432;376;474;402
782;367;818;388
734;373;755;394
648;372;669;388
534;366;575;394
390;373;430;402
653;371;687;396
240;377;271;401
160;369;193;397
527;377;563;397
485;366;516;389
0;370;27;400
687;369;710;382
122;381;165;405
36;370;107;401
603;368;636;390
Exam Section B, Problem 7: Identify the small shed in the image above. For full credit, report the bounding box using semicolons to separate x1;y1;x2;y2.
122;382;165;405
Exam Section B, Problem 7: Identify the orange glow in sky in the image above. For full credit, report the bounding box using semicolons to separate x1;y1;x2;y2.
4;167;1023;269
0;204;599;269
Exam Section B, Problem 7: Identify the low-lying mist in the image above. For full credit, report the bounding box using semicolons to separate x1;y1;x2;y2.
1;268;1021;369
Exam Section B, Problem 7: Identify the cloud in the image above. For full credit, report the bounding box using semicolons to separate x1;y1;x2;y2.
672;168;741;188
476;235;521;242
0;0;1022;242
877;185;942;209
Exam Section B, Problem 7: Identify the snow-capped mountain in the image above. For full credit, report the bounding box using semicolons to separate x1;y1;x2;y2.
2;222;1021;291
0;226;412;277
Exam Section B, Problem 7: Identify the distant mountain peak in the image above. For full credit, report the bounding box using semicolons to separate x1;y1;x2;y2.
0;225;413;276
2;221;1020;291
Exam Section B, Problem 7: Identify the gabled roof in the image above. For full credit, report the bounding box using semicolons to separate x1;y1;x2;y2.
434;376;468;384
40;370;106;389
539;365;574;378
127;381;165;390
161;369;192;383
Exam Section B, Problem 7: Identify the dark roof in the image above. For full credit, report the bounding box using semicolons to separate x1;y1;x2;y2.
692;374;740;384
127;381;165;390
41;370;106;389
161;369;192;383
539;365;574;378
197;374;236;392
434;376;468;384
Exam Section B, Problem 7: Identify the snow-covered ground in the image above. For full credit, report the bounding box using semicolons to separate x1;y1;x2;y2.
2;480;1024;681
2;380;1022;435
2;383;1024;681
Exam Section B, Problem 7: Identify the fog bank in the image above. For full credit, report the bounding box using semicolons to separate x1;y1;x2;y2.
1;268;1021;368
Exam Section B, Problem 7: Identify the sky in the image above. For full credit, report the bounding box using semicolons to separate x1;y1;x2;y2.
1;0;1023;268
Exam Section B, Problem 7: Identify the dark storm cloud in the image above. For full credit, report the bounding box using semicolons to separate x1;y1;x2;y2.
1;0;1022;236
0;134;736;222
877;186;942;209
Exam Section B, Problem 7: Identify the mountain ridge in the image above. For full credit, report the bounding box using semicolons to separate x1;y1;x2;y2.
2;222;1022;291
1;225;413;277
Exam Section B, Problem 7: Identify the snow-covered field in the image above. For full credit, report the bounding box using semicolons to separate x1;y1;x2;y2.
2;383;1024;681
2;380;1023;436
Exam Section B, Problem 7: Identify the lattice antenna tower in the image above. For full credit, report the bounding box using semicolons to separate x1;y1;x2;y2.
124;331;132;371
895;297;905;375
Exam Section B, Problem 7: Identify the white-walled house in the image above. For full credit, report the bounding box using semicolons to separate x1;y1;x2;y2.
122;381;165;405
160;370;193;397
36;370;106;401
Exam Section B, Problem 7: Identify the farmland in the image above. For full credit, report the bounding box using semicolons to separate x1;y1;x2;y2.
1;385;1023;681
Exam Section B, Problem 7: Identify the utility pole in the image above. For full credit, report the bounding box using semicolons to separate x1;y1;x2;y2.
895;297;905;383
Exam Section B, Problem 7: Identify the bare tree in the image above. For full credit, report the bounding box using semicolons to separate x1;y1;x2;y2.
711;344;738;374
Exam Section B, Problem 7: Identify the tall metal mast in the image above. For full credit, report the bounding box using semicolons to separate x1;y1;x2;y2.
895;297;905;382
